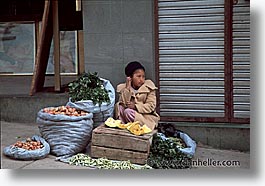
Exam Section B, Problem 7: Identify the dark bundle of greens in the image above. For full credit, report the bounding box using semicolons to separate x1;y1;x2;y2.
147;133;192;169
68;72;110;106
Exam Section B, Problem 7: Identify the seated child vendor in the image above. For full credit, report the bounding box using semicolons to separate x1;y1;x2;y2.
114;61;160;131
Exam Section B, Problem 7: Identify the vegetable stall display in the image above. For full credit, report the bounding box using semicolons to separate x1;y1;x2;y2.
3;135;50;160
68;153;152;169
68;72;110;106
104;117;152;135
146;133;192;169
67;72;115;127
37;106;94;159
12;138;44;151
43;106;88;117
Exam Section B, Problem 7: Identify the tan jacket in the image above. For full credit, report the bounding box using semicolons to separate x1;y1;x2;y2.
114;79;160;130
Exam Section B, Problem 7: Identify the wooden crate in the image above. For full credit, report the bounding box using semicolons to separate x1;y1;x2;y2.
91;124;157;165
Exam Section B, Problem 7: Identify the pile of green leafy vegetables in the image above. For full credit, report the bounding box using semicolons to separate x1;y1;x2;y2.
68;72;110;106
147;133;192;169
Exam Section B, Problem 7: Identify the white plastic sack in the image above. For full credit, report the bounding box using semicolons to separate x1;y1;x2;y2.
37;108;94;158
178;132;197;158
157;132;196;158
66;78;115;126
3;135;50;160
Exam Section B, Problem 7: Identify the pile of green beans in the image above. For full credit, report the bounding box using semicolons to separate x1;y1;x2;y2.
69;153;152;169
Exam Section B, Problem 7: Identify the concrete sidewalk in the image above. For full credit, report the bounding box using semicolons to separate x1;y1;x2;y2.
0;121;250;169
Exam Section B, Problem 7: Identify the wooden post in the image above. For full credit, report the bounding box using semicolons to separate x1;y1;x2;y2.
30;0;53;95
52;0;61;92
34;20;39;56
77;30;85;74
77;0;84;74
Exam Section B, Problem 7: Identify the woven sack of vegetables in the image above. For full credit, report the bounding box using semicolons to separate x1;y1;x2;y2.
36;106;94;158
157;132;196;158
157;123;197;157
3;135;50;161
67;72;115;127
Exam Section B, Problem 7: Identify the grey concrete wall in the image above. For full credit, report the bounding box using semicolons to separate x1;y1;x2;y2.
0;94;69;123
175;126;250;152
82;0;155;92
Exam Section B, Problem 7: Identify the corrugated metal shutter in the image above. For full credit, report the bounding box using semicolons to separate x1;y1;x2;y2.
158;0;225;118
232;0;250;118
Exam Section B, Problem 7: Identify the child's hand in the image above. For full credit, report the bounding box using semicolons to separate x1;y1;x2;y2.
126;77;132;89
126;100;136;110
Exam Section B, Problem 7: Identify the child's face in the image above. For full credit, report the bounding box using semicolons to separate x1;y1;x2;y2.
131;69;145;90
